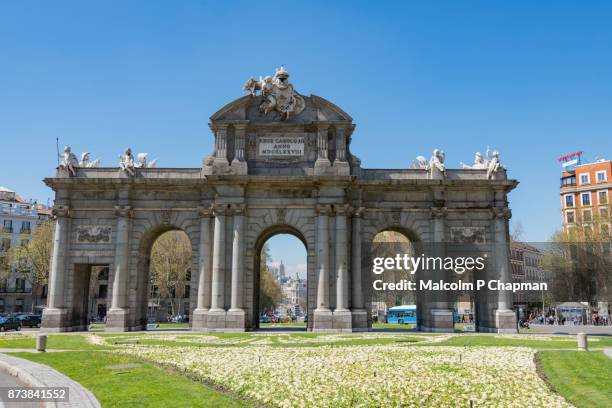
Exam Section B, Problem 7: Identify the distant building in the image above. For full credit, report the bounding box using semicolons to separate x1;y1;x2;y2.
560;157;611;238
510;241;551;315
0;186;51;314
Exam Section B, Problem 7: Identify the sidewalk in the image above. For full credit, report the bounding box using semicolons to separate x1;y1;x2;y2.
528;324;612;335
0;353;100;408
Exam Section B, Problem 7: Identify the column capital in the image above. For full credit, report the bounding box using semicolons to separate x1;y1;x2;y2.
316;204;332;216
212;204;229;216
430;206;448;219
230;203;247;216
334;204;351;216
351;206;366;218
52;205;71;218
198;205;214;217
114;205;133;218
490;207;511;220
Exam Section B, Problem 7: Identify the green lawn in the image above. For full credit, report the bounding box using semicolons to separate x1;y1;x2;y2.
539;351;612;408
89;322;189;331
0;334;111;350
3;332;612;407
431;334;612;349
12;351;248;408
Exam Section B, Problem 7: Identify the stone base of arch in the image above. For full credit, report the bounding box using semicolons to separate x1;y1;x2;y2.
351;309;369;332
40;308;70;333
419;309;455;333
105;308;130;332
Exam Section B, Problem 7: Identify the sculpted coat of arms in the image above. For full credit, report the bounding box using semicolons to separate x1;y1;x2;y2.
243;66;306;119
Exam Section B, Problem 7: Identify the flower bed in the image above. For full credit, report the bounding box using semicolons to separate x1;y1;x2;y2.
116;344;571;407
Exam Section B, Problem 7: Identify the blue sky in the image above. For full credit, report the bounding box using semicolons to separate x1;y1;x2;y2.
1;1;612;273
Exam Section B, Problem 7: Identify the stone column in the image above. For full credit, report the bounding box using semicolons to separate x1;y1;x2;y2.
421;206;454;332
213;125;229;166
106;205;132;331
350;207;368;330
313;204;333;331
492;206;517;333
41;205;70;332
230;124;248;175
333;205;352;331
227;204;246;331
208;204;227;329
192;206;212;331
334;127;350;175
314;125;331;175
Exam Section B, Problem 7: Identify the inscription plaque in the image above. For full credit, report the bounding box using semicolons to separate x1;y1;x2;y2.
258;134;305;157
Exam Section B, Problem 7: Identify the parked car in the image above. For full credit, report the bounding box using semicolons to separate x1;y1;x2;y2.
0;316;22;332
17;314;41;328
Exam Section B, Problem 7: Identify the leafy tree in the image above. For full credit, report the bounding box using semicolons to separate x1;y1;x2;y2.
150;231;192;317
544;204;612;314
7;220;54;312
259;242;282;313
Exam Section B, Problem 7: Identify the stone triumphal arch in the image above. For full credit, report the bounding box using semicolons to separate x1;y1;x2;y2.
42;67;518;333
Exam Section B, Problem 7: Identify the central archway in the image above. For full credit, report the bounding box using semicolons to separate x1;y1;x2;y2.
253;226;308;330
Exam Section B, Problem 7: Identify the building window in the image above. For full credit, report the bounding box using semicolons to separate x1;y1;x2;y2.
98;284;108;299
15;278;26;292
97;266;109;281
0;238;10;251
583;225;593;239
20;221;31;233
596;170;607;183
581;192;591;206
600;207;610;220
564;194;574;208
582;209;592;222
2;220;12;233
0;299;4;313
184;285;190;298
598;190;608;205
561;175;576;186
601;224;610;239
579;173;590;185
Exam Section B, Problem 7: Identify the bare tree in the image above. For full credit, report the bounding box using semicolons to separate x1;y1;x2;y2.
149;231;192;317
510;220;524;242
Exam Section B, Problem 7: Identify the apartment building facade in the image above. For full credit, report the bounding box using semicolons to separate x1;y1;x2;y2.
561;158;612;238
0;187;51;314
